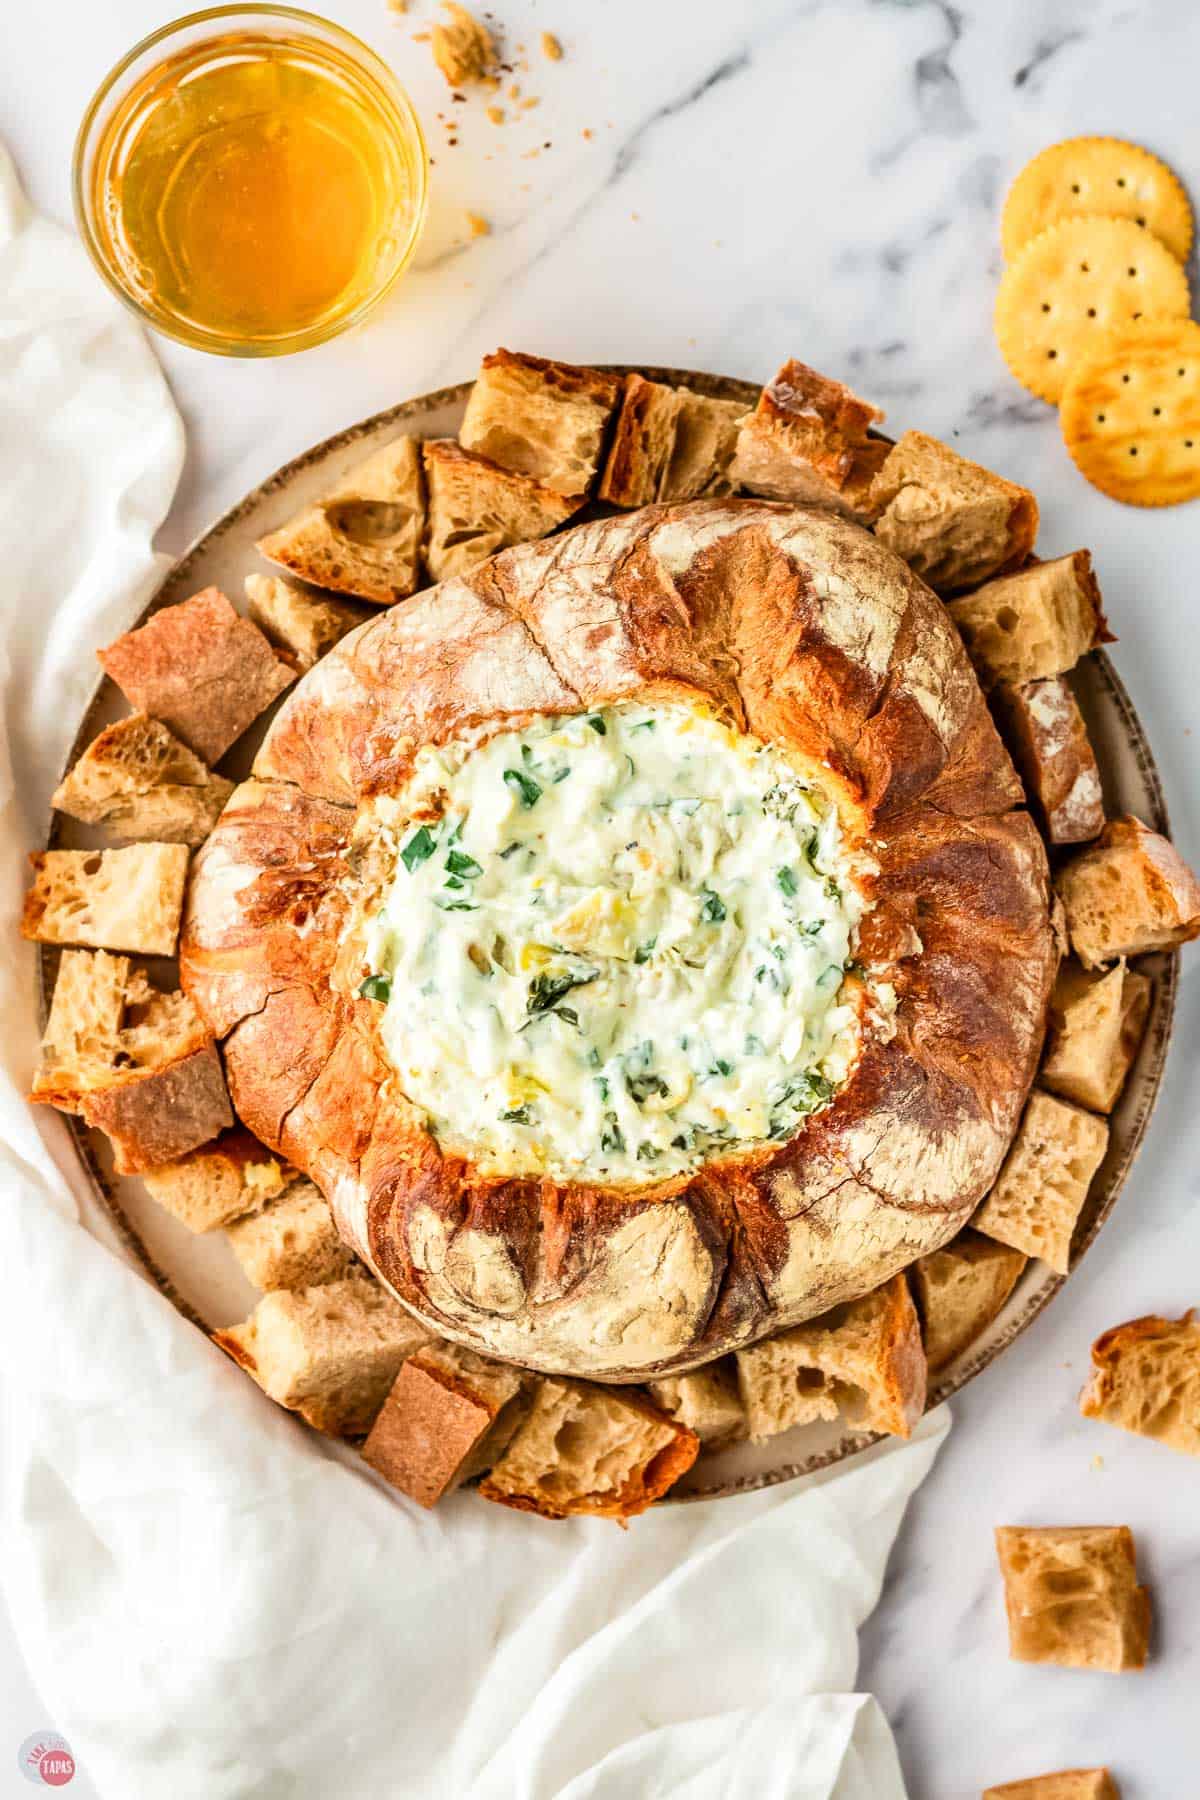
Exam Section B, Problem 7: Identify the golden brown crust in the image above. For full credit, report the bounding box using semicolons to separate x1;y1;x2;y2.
182;500;1055;1378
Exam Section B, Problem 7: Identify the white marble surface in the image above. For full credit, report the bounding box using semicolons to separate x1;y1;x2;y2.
2;1;1199;1795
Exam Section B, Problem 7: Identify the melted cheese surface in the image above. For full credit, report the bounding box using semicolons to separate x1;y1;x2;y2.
362;702;864;1183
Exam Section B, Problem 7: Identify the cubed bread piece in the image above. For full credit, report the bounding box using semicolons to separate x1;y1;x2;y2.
1080;1310;1200;1457
730;358;888;519
51;714;234;848
363;1342;527;1507
597;374;684;506
82;1040;232;1175
479;1377;699;1520
991;677;1105;844
1041;960;1151;1113
974;1091;1109;1274
995;1525;1150;1672
1057;816;1200;968
98;588;294;764
458;349;622;496
244;574;370;671
869;430;1039;592
225;1178;354;1287
646;1361;747;1448
912;1230;1028;1376
421;438;578;583
30;949;131;1109
984;1771;1120;1800
145;1126;294;1233
257;436;426;605
213;1277;434;1437
662;388;747;500
946;551;1109;689
736;1274;926;1442
22;843;189;955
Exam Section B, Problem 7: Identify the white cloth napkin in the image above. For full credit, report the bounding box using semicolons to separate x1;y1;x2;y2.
0;140;947;1800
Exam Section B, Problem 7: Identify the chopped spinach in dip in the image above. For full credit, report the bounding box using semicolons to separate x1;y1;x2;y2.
361;703;863;1183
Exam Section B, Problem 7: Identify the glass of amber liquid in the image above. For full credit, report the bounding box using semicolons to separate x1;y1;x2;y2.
74;6;428;356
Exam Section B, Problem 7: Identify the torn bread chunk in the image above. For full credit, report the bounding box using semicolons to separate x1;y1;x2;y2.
144;1127;294;1233
1056;816;1200;968
51;714;234;848
459;349;622;496
662;388;747;499
225;1179;354;1287
363;1342;527;1507
257;435;426;605
984;1769;1120;1800
1041;959;1151;1113
1080;1310;1200;1457
995;1524;1150;1672
214;1278;435;1437
991;676;1105;844
82;1032;232;1175
479;1377;699;1520
244;574;370;672
21;844;190;956
735;1274;926;1443
869;429;1039;592
730;357;888;519
421;438;579;583
597;373;683;507
974;1090;1109;1274
30;949;131;1109
946;551;1109;689
912;1230;1028;1376
98;588;294;764
646;1362;747;1448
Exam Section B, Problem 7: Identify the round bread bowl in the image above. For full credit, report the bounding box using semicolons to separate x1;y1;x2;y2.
43;369;1177;1500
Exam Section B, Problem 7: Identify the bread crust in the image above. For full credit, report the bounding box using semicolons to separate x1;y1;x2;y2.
181;500;1055;1379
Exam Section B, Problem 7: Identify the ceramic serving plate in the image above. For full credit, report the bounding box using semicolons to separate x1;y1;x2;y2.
43;369;1177;1503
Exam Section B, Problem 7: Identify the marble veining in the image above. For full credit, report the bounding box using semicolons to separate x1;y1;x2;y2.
2;1;1199;1795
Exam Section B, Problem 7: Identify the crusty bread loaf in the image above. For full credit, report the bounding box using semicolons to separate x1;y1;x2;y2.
459;349;622;496
662;387;746;499
869;430;1039;593
731;357;887;519
1057;815;1200;968
258;436;426;605
735;1274;926;1442
479;1377;699;1520
363;1342;526;1507
646;1361;747;1447
22;844;190;956
244;574;370;671
984;1770;1120;1799
946;552;1108;689
421;438;578;582
1080;1310;1200;1457
30;949;131;1109
973;1090;1108;1274
145;1126;294;1233
1041;960;1151;1113
995;1524;1150;1672
912;1229;1027;1376
225;1178;355;1286
991;676;1104;844
99;588;294;764
214;1277;433;1436
51;714;234;847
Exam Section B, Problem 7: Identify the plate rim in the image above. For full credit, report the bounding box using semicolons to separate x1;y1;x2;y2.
40;368;1179;1502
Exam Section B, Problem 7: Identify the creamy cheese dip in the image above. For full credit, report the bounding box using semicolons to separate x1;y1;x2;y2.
360;702;864;1184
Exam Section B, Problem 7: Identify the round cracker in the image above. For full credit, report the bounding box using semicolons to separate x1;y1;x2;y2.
1061;317;1200;506
1002;136;1193;263
994;216;1189;405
